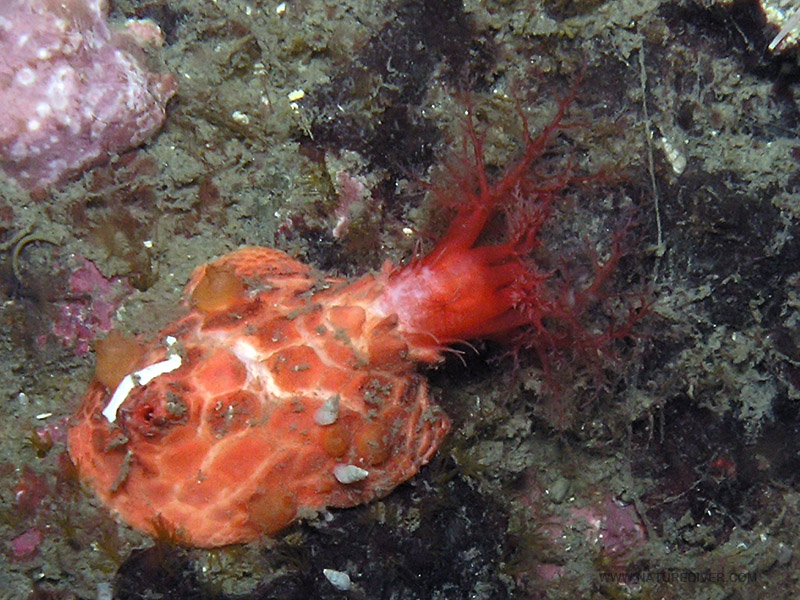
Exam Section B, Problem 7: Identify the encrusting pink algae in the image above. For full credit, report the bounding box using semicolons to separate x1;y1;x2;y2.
0;0;175;189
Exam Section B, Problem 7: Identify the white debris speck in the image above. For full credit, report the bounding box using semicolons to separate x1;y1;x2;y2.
102;336;181;422
231;338;260;364
323;568;351;591
15;67;35;86
35;412;53;420
287;89;305;102
231;110;250;125
314;395;340;425
35;102;52;117
276;2;287;15
333;464;369;484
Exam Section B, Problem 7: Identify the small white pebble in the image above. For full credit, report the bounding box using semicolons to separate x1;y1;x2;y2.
314;395;340;426
287;89;305;102
231;110;250;125
333;464;369;484
323;568;351;591
276;2;287;15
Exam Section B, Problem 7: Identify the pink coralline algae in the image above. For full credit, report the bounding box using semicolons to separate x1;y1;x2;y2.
332;171;370;238
518;482;647;584
47;257;133;355
0;0;176;189
569;499;647;558
10;529;44;560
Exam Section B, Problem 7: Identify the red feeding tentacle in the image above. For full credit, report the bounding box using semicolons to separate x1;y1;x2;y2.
377;79;643;373
377;87;579;355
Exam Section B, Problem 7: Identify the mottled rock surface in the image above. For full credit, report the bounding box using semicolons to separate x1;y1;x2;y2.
0;0;175;189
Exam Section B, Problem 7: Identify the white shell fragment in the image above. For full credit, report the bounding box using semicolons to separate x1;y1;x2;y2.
333;464;369;484
657;135;687;176
102;336;182;423
323;568;351;591
314;395;340;426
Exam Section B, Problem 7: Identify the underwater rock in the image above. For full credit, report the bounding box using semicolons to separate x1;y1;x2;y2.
0;0;176;189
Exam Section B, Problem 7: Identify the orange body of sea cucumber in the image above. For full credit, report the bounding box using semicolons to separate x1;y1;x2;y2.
68;247;451;547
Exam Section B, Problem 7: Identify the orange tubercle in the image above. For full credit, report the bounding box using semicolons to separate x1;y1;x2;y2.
94;331;145;390
245;488;299;536
190;264;246;313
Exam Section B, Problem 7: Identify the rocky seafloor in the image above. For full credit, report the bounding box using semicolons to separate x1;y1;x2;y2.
2;0;800;599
